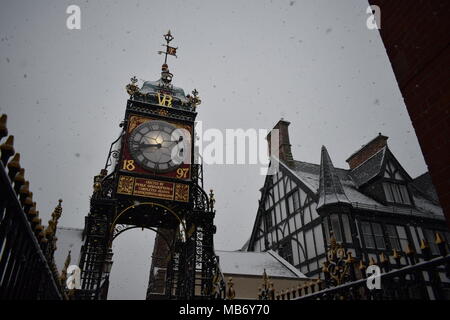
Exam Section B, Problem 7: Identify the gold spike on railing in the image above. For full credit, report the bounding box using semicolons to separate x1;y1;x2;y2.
31;213;41;229
0;114;7;140
379;252;388;264
435;232;444;245
226;277;235;300
1;135;15;166
60;250;72;287
435;232;447;256
7;152;20;180
19;180;30;204
345;251;356;264
392;248;400;260
359;260;366;271
35;223;44;238
27;202;37;222
297;285;303;297
405;244;415;255
420;239;429;250
269;282;275;300
24;191;33;213
13;168;25;194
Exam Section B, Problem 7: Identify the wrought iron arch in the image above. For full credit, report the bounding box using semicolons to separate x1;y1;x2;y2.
110;201;187;238
111;224;174;251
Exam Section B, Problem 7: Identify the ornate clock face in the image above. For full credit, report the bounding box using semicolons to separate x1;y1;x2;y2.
128;120;188;173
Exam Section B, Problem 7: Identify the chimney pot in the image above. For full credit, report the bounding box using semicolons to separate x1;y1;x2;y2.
267;119;294;166
346;134;388;169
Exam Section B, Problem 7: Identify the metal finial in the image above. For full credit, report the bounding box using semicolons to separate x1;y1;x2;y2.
226;277;235;300
60;250;72;285
158;30;178;65
164;30;174;43
126;76;139;97
188;89;201;109
209;189;216;211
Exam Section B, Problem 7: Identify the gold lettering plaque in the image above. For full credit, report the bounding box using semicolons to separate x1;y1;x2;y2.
134;178;174;200
117;175;189;202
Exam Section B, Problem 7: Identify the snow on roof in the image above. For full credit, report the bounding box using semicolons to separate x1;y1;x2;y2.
412;194;444;217
216;249;307;279
317;146;351;209
349;147;386;187
53;227;83;273
412;172;441;204
274;153;442;218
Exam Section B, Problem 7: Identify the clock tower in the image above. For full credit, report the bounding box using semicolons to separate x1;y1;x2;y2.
76;32;220;300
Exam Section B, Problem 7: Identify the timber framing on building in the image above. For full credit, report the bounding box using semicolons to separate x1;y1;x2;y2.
248;120;449;298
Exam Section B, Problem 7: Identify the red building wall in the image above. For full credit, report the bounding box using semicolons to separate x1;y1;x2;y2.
368;0;450;228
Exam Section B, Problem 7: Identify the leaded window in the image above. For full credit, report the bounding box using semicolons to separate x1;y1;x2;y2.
279;240;293;264
361;221;385;249
330;214;343;243
383;182;411;205
386;225;409;252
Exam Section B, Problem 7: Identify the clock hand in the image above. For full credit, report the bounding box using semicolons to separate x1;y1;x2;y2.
139;143;162;148
165;136;184;144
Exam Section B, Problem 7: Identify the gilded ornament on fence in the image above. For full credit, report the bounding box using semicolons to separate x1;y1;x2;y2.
323;231;355;286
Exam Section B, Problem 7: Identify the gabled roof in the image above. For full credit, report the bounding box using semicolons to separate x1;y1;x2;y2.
216;250;307;279
317;146;351;209
288;159;381;206
349;147;386;187
274;154;444;219
412;172;440;204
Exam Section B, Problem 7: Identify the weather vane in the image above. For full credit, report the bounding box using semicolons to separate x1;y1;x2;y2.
158;30;178;65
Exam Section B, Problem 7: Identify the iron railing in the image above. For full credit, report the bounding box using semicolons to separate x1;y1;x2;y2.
0;114;64;300
272;234;450;300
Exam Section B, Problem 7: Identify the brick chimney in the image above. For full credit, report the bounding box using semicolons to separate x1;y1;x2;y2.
266;119;294;166
346;133;388;169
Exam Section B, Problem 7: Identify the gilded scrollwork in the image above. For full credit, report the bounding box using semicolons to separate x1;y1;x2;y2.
117;175;135;195
174;183;189;202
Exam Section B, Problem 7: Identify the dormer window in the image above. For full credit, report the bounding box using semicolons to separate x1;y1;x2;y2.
383;182;411;205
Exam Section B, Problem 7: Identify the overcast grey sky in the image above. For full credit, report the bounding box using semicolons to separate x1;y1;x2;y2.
0;0;427;299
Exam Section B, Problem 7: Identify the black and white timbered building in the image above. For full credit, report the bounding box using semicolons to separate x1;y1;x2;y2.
247;119;449;280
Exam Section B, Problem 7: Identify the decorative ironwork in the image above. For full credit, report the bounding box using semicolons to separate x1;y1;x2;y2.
322;231;356;287
226;277;236;300
0;114;64;300
125;76;139;97
187;89;201;110
158;30;178;65
210;255;226;299
77;130;218;300
288;232;450;300
258;269;275;300
104;131;124;170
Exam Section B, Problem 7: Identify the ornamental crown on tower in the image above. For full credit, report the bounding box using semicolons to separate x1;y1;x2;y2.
125;31;201;111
